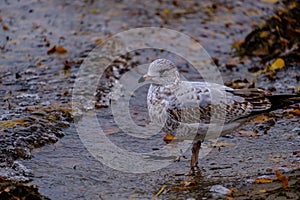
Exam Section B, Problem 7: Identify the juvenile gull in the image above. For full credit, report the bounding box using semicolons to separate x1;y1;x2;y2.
139;58;300;174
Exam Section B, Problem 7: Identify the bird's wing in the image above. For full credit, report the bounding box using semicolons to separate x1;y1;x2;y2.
165;83;272;124
227;88;272;112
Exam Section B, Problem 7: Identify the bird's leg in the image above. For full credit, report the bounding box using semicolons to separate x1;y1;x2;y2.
189;140;201;175
194;140;201;168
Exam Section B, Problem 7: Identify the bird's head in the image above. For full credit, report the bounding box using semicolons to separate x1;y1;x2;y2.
139;59;180;85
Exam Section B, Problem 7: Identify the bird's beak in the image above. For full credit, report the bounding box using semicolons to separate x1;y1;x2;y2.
138;75;152;83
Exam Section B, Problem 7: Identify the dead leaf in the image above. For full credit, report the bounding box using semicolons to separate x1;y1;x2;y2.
259;31;269;38
252;115;274;124
212;141;235;147
94;37;103;44
4;187;11;192
275;25;281;36
275;170;289;189
2;24;9;30
275;170;283;179
259;189;267;193
47;45;67;54
267;58;285;71
232;40;244;49
252;177;276;184
47;46;56;54
292;151;300;155
90;9;100;14
295;29;300;34
261;0;279;3
289;2;297;9
290;109;300;116
168;179;196;192
55;46;67;54
163;8;170;16
180;180;196;187
271;15;282;22
168;186;189;191
152;185;166;200
103;128;120;135
285;16;297;24
252;46;269;56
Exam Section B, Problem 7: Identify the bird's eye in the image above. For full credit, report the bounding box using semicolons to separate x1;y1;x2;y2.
159;68;171;74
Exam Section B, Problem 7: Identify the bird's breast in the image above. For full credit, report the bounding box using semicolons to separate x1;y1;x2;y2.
147;85;171;124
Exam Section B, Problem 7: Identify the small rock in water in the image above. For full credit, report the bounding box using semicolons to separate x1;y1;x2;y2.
210;184;230;195
41;101;51;106
291;127;300;134
16;93;40;100
83;100;96;110
19;101;29;106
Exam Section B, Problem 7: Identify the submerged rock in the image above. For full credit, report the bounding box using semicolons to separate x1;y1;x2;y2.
210;184;230;196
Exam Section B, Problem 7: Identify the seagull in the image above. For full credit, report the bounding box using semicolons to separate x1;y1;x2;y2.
139;58;300;175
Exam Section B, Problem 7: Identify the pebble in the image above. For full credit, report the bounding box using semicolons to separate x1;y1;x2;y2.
16;93;40;100
291;127;300;134
41;101;51;106
210;184;230;195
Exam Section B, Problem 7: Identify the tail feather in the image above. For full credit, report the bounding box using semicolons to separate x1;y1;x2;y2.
229;88;300;115
246;94;300;117
266;94;300;111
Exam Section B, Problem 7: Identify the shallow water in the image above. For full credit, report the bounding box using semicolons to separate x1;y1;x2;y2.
23;105;300;199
